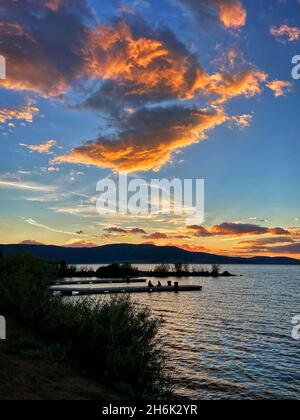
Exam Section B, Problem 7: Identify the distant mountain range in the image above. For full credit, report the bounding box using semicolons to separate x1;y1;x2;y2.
0;243;299;265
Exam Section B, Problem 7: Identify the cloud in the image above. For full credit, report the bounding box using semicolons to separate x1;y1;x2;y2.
20;139;57;154
82;21;266;111
175;0;246;29
0;2;285;173
143;232;191;240
19;240;45;245
23;217;87;236
177;244;209;252
64;240;98;248
236;240;300;256
266;80;293;97
104;226;147;235
53;106;227;172
187;222;291;237
0;0;93;96
265;243;300;255
51;17;274;172
231;114;253;128
270;24;300;43
143;232;169;240
187;225;213;237
0;176;56;192
104;227;128;234
0;101;39;126
238;237;295;246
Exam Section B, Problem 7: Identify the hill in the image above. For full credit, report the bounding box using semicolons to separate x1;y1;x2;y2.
0;243;299;265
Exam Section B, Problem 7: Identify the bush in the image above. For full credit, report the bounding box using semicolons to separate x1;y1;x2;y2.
153;264;171;277
0;253;171;398
96;263;139;279
211;264;221;277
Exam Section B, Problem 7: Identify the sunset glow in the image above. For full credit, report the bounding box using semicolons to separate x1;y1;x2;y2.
0;0;299;259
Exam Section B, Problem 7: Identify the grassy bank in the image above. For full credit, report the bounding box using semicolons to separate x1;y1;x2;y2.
0;253;172;399
0;319;122;400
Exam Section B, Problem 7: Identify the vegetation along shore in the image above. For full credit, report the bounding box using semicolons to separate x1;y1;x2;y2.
0;253;173;400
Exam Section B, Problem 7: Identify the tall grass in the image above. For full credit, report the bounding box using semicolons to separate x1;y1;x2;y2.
0;253;172;398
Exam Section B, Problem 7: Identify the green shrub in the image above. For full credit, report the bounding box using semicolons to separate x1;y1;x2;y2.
0;253;171;398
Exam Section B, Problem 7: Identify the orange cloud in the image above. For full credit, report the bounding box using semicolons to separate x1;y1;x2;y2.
213;0;246;28
270;24;300;43
205;70;267;104
83;21;266;107
0;3;280;173
267;80;293;97
53;107;227;172
85;22;188;97
21;139;57;154
0;102;39;126
175;244;210;253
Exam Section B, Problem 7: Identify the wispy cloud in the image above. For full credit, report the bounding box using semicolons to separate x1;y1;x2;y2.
0;176;56;192
22;217;87;236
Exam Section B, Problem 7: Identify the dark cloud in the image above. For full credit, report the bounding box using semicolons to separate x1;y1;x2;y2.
265;243;300;255
175;0;246;29
238;237;295;246
188;222;291;237
104;227;147;235
143;232;191;240
0;0;93;96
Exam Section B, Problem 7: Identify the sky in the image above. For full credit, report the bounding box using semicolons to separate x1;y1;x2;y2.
0;0;300;258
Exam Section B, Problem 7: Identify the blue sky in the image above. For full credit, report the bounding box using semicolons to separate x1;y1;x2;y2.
0;0;300;257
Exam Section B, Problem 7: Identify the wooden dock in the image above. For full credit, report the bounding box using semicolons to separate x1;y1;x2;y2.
53;278;147;286
51;284;203;296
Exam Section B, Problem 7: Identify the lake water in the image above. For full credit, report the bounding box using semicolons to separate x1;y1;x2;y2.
66;264;300;400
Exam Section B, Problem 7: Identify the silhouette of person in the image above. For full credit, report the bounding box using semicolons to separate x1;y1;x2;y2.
148;281;154;288
157;281;162;287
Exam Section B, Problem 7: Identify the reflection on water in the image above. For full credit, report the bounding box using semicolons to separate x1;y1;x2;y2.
70;265;300;400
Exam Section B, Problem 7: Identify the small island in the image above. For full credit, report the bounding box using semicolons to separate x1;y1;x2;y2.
57;262;237;279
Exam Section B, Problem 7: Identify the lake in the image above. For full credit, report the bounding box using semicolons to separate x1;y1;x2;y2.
68;264;300;400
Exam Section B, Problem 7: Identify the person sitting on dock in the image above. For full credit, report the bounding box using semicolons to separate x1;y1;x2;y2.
148;281;154;288
157;281;162;287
